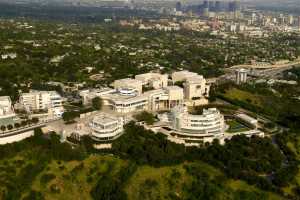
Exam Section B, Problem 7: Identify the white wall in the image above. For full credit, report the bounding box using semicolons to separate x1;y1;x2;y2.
0;131;34;145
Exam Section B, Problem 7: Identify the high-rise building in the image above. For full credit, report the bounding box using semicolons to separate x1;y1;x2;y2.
235;0;241;11
215;1;221;12
228;1;240;12
203;0;209;9
203;7;209;17
279;14;286;25
176;1;182;12
235;68;248;84
228;1;234;12
288;15;294;25
202;0;210;16
209;1;215;11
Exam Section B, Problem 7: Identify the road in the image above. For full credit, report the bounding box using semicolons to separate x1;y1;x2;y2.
229;59;300;70
257;63;300;78
221;59;300;81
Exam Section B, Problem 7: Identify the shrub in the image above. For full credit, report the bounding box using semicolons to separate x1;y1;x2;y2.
40;173;56;185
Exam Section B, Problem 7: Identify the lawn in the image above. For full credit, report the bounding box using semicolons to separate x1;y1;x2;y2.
224;88;263;107
227;119;251;133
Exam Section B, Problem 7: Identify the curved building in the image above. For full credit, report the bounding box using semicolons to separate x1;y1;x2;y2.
169;106;225;144
90;114;124;141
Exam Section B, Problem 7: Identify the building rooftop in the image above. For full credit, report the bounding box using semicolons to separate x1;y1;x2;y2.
173;70;198;76
114;78;142;85
22;90;58;95
185;75;205;83
236;113;257;124
236;68;249;73
165;85;183;91
102;90;148;104
92;114;119;126
0;96;11;102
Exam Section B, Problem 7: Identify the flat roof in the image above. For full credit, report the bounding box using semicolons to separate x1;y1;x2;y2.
0;96;10;101
0;117;19;126
165;86;183;91
93;114;119;125
103;92;148;104
22;90;57;95
236;113;257;123
173;70;198;76
185;76;205;83
114;78;142;84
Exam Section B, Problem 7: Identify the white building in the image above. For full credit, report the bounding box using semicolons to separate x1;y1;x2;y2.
235;68;248;84
135;73;168;90
172;71;210;104
79;71;210;114
1;53;17;60
169;106;226;144
103;88;148;113
145;86;184;112
20;91;64;118
79;88;116;105
172;70;199;83
229;24;237;32
113;78;143;94
184;76;210;100
102;86;184;114
90;113;124;141
0;96;15;119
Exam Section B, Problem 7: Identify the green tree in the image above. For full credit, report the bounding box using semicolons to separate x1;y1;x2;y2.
21;120;28;127
14;123;21;129
32;117;39;124
92;97;103;110
23;190;44;200
0;125;6;132
7;124;13;130
62;111;78;123
134;111;156;125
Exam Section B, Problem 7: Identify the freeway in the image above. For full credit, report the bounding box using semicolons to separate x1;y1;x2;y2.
257;63;300;78
229;59;300;70
221;59;300;80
